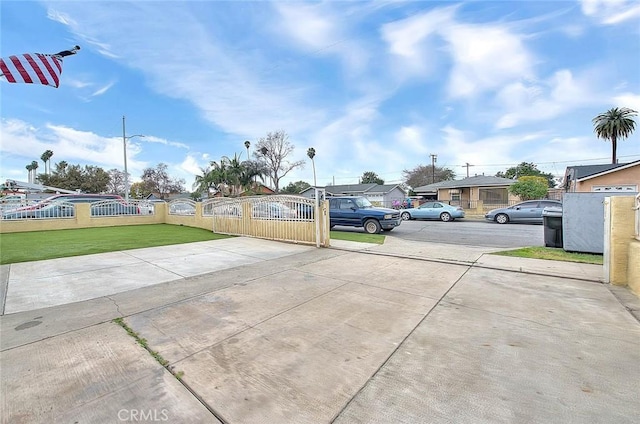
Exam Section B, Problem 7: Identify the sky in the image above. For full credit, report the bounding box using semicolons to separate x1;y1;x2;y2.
1;0;639;192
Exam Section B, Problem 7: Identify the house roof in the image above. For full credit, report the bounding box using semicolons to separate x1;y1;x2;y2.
301;183;406;196
415;175;516;191
413;181;449;193
570;160;640;181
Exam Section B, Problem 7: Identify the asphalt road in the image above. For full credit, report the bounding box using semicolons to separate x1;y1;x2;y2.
333;218;546;248
390;218;546;248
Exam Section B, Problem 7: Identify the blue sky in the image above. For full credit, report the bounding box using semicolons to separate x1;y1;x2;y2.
1;0;639;191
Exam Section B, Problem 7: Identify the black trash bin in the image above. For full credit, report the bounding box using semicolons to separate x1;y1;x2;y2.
542;206;563;248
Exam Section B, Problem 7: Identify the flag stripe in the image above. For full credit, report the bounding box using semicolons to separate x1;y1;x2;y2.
0;53;64;88
23;54;50;86
35;54;61;88
10;55;34;84
0;59;17;83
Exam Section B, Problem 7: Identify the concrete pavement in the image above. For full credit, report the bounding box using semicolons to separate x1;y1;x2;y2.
1;236;638;424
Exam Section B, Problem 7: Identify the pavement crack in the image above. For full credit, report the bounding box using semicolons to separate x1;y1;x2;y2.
330;263;473;423
105;295;124;316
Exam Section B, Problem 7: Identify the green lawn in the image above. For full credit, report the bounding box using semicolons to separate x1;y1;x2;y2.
0;225;385;265
329;230;385;244
491;246;603;265
0;224;231;265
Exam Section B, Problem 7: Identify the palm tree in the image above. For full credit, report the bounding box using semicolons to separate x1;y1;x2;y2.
222;154;244;195
40;150;53;175
45;150;53;174
592;107;637;164
307;147;316;187
31;161;39;182
26;163;33;183
192;166;217;198
244;140;251;160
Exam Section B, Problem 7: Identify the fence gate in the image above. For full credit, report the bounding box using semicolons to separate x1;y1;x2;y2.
206;194;330;247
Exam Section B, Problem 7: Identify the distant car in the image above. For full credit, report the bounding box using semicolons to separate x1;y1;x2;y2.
400;202;465;222
485;200;562;224
329;196;401;234
1;201;76;219
252;202;297;219
90;202;141;216
1;194;128;219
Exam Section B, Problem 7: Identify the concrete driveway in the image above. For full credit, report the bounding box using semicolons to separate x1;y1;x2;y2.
1;237;638;423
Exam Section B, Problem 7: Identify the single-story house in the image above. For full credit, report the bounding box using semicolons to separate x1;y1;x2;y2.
414;175;519;209
300;184;407;208
563;160;639;193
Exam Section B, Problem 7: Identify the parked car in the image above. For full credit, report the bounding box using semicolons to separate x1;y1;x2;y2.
485;200;562;224
1;194;133;219
400;202;465;222
2;201;76;219
329;196;401;234
252;202;297;219
90;202;141;216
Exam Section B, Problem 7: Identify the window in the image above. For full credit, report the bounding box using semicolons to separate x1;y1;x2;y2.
479;188;508;203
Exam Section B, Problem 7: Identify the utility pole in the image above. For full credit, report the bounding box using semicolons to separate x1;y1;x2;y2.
429;154;437;184
463;162;475;178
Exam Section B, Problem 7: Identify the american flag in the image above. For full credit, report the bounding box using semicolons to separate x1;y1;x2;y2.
1;47;79;88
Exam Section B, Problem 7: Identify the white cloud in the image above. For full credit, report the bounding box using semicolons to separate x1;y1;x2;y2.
612;93;640;111
442;23;534;99
381;6;534;98
494;69;603;129
581;0;640;24
91;81;115;97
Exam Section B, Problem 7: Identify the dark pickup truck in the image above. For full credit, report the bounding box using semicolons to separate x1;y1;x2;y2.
329;196;402;234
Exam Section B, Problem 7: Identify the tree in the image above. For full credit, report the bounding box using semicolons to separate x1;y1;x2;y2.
40;150;53;175
238;160;268;193
38;163;110;193
360;171;384;184
281;180;311;194
508;176;548;200
26;163;34;183
402;165;455;188
496;162;555;188
592;107;637;164
140;163;185;200
307;147;316;187
244;140;251;160
107;169;127;195
129;181;152;199
254;130;304;192
30;161;39;182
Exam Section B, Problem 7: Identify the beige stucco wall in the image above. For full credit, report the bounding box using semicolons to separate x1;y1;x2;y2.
576;165;640;192
606;196;636;286
0;203;167;233
627;240;640;296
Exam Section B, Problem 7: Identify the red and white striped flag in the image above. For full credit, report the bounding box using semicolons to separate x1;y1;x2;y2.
0;46;79;88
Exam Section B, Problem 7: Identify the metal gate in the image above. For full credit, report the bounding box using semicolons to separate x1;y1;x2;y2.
205;190;330;247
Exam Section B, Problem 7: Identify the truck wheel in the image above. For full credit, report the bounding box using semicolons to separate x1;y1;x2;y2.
363;219;381;234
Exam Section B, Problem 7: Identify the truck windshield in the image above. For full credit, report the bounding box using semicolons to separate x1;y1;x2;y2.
354;197;373;208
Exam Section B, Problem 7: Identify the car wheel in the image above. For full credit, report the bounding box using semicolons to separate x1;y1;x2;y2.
440;212;452;222
363;219;381;234
401;212;411;221
496;213;509;224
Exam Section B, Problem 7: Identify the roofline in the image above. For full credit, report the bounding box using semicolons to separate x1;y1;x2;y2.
576;160;640;182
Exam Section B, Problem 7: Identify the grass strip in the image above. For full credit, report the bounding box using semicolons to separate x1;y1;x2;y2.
329;230;385;244
113;317;183;380
0;224;231;264
491;246;603;265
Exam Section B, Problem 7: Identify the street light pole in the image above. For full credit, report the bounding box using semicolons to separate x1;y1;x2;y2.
122;115;144;201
